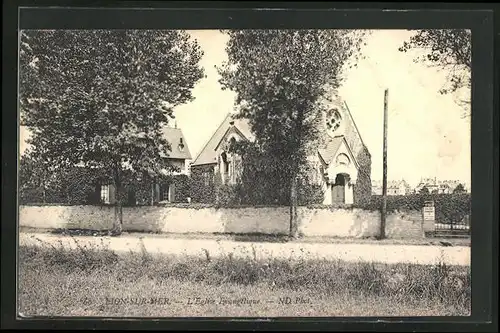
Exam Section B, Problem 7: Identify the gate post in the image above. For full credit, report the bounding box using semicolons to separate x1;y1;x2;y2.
422;200;435;237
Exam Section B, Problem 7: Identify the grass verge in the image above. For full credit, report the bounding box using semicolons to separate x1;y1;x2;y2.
18;239;471;317
19;227;471;247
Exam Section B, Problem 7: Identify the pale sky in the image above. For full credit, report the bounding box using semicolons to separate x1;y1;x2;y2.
19;29;471;188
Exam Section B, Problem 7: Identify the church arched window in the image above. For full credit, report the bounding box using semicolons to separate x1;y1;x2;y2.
326;108;342;136
229;137;237;151
336;153;350;166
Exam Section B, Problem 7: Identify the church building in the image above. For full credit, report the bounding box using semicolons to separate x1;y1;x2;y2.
190;95;372;205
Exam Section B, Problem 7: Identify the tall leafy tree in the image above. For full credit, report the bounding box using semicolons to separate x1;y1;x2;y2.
399;29;471;117
218;30;366;236
20;30;204;234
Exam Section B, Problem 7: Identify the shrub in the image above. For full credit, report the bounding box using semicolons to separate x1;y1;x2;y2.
19;161;195;206
172;174;191;203
356;193;471;224
215;184;243;206
298;183;325;205
18;157;108;205
190;165;216;204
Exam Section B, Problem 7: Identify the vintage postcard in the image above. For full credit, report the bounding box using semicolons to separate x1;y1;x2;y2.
18;26;472;318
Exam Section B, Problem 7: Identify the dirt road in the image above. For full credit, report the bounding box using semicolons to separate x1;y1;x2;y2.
19;232;470;266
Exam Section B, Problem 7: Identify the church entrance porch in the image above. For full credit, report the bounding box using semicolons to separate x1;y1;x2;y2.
330;173;354;205
331;173;347;204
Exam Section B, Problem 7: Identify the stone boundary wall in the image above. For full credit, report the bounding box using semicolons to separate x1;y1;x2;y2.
19;205;432;239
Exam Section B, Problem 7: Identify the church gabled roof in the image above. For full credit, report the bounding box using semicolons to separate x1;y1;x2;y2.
317;135;360;169
333;97;369;161
191;96;369;167
317;136;343;165
191;113;254;166
316;95;368;166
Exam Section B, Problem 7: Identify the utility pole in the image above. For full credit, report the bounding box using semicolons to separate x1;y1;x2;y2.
381;89;389;239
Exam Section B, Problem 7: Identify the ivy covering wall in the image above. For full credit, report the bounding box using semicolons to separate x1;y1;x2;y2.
355;193;471;225
353;145;372;206
190;164;216;204
19;162;192;206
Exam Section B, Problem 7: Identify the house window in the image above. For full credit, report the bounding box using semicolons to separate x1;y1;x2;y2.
203;171;210;186
161;184;169;202
101;185;110;204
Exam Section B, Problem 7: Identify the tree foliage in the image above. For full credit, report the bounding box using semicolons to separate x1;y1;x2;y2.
19;149;52;204
19;151;104;205
419;186;430;195
19;30;204;232
399;29;471;116
361;193;471;225
227;140;324;206
217;30;366;233
219;30;366;158
453;183;467;194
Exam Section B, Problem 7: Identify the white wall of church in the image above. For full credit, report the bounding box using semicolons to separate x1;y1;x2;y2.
321;182;354;205
322;182;331;205
345;183;354;205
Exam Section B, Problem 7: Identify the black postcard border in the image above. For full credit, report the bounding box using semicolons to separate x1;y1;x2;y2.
2;1;497;331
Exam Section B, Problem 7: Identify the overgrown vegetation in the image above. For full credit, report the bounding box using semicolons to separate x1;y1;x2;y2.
357;193;471;225
19;241;470;316
187;164;216;204
19;159;192;206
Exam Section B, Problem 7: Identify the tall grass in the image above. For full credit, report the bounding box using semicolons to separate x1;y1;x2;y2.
19;239;471;314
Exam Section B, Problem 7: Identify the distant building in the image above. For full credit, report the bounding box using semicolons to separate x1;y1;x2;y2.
414;178;468;194
387;180;412;196
372;179;411;196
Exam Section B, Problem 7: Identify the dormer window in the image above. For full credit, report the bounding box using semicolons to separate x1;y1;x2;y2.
178;137;184;152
